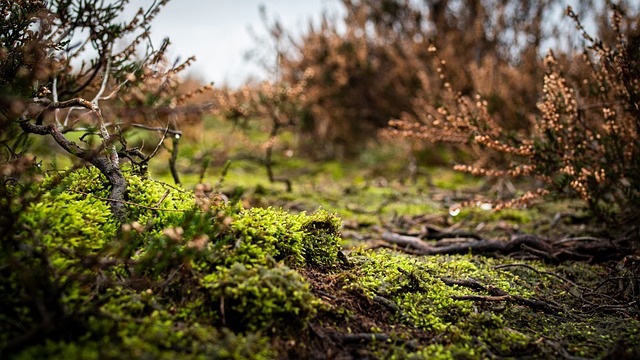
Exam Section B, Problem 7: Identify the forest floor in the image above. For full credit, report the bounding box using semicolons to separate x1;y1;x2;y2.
286;177;635;357
149;152;640;358
144;117;640;359
19;117;639;359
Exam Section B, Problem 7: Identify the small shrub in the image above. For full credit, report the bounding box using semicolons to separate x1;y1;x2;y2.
264;0;570;158
389;4;640;224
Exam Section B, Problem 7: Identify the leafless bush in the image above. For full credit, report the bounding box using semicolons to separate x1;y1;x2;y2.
1;0;213;221
390;3;640;224
266;0;585;159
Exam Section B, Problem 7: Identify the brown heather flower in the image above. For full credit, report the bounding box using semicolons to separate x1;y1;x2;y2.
387;3;639;219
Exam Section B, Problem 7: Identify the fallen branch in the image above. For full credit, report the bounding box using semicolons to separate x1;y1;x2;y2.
381;232;430;251
380;231;630;263
395;267;565;315
423;225;484;241
521;243;559;264
448;283;565;315
381;232;554;257
367;243;427;255
493;263;583;289
581;300;638;314
438;277;488;292
426;234;555;255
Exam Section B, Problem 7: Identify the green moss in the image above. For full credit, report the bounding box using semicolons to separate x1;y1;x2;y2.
201;204;342;269
17;166;195;269
200;262;319;331
487;207;535;224
13;325;273;360
430;169;484;191
343;249;640;358
40;166;196;225
7;161;637;359
124;172;196;233
4;165;346;359
19;191;117;269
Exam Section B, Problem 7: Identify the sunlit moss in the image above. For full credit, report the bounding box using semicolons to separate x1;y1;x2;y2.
219;205;342;268
5;165;346;359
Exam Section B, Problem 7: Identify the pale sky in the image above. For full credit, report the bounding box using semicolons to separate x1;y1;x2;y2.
125;0;344;87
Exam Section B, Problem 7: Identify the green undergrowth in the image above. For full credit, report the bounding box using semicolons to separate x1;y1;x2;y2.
340;249;640;359
3;165;638;359
2;165;343;359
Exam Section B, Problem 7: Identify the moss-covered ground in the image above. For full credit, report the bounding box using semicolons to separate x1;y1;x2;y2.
3;117;639;359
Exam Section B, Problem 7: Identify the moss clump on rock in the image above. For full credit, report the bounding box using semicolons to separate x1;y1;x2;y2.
216;204;342;268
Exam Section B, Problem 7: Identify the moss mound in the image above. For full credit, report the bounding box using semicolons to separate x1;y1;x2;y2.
1;166;343;359
200;263;319;331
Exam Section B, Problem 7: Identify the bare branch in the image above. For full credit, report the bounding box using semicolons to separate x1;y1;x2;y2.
130;123;182;136
18;121;128;222
145;123;170;161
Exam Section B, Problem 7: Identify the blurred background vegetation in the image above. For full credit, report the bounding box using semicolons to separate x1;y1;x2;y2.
4;0;639;223
157;0;639;223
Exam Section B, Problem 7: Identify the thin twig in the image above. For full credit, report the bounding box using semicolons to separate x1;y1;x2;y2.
130;123;183;136
71;190;187;212
493;263;583;289
146;123;170;161
381;232;431;251
553;236;604;245
453;294;510;301
92;46;112;104
154;189;170;207
452;292;563;315
582;300;638;314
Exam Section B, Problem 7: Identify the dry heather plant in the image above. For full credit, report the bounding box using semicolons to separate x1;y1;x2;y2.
268;0;572;158
389;5;640;223
1;0;214;220
212;77;309;190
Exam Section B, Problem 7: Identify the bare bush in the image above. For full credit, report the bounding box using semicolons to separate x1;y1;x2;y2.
390;4;640;224
266;0;582;159
1;0;213;221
